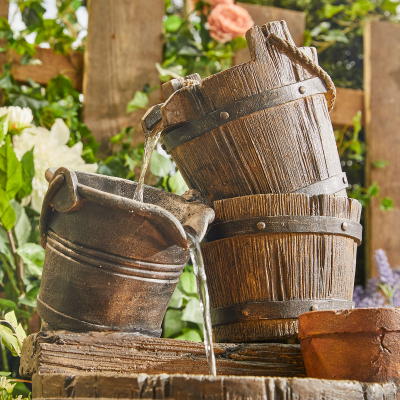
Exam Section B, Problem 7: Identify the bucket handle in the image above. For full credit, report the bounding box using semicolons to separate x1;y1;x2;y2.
39;168;82;249
266;33;336;112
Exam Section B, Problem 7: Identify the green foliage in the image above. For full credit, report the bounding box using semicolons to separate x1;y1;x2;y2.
0;71;99;163
163;265;203;342
239;0;400;89
161;1;247;79
0;311;26;357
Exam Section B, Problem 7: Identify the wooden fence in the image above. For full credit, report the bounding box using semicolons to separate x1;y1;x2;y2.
1;1;398;278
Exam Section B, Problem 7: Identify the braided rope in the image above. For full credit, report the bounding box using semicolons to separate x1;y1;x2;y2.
266;33;336;112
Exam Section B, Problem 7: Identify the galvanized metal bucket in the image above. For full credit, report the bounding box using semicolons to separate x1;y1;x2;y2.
37;167;214;336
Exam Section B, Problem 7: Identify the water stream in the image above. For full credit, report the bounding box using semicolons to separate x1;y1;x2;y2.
133;129;162;203
133;125;217;376
186;230;217;377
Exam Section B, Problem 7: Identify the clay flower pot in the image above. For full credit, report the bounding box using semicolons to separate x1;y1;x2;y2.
298;308;400;383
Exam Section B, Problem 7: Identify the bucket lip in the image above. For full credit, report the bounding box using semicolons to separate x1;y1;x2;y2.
46;168;188;249
298;308;400;339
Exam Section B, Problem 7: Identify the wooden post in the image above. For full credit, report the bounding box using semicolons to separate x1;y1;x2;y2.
0;0;8;20
365;21;400;277
235;3;305;65
83;0;163;150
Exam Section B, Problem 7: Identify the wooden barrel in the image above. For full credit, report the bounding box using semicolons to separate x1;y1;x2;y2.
160;21;347;205
201;194;362;343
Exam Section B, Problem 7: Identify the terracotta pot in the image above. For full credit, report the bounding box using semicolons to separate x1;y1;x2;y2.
298;308;400;383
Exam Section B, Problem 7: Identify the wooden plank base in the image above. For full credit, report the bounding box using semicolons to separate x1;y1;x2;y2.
33;373;398;400
20;331;305;378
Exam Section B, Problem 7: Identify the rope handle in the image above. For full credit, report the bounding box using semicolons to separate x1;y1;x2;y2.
266;33;336;112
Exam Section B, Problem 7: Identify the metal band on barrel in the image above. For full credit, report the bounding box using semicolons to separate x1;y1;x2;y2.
292;172;348;196
206;215;362;245
211;299;355;325
161;77;327;153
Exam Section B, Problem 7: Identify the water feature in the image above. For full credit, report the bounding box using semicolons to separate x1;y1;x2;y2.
186;230;217;377
133;127;162;203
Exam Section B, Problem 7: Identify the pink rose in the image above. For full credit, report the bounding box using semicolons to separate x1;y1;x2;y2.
207;3;254;43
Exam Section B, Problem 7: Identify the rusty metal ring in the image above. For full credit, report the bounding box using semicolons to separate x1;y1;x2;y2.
211;299;355;326
206;215;362;245
39;173;66;248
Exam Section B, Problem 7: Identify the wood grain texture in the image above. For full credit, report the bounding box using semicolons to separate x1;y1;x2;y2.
330;87;364;127
19;331;306;378
32;373;398;400
6;48;83;91
162;22;344;204
202;194;362;342
83;0;163;150
235;3;305;65
364;21;400;278
0;0;8;18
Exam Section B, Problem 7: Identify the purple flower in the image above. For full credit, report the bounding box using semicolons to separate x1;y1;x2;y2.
353;284;385;308
354;250;400;308
375;249;396;288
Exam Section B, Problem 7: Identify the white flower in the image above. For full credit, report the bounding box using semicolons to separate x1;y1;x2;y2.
13;118;98;213
0;106;33;133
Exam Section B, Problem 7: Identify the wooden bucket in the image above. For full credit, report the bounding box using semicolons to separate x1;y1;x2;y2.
201;194;362;343
160;21;346;205
37;168;214;336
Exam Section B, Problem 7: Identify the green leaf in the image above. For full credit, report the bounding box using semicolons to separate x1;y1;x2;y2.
14;207;31;246
0;299;19;313
323;4;345;18
367;182;380;197
181;297;203;325
15;323;27;343
164;15;183;33
0;113;7;142
168;286;185;309
169;171;188;195
320;30;349;44
16;148;35;201
0;188;15;231
0;323;20;356
353;111;362;139
180;271;197;295
4;311;17;329
126;91;149;113
373;159;389;169
380;197;394;212
0;135;22;199
0;372;11;376
175;329;202;342
163;309;185;338
150;152;172;178
17;243;45;277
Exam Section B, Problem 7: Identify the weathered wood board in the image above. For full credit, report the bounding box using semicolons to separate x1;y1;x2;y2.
364;21;400;277
235;3;305;65
1;48;84;91
32;373;398;400
331;87;364;127
20;331;305;378
83;0;163;150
